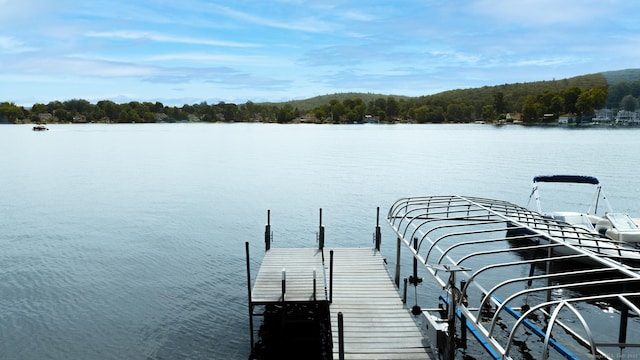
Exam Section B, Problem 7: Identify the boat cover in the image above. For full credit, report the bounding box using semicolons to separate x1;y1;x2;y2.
533;175;599;185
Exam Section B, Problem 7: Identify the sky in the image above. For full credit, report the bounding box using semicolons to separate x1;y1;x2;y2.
2;0;640;107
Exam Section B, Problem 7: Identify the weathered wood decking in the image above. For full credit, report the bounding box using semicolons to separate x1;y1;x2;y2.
330;248;433;359
251;248;326;303
249;246;433;359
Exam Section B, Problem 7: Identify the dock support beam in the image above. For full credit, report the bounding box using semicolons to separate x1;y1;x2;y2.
619;283;629;347
338;312;345;360
403;278;408;304
318;208;325;250
394;236;401;287
330;250;334;303
245;242;254;352
265;210;271;252
313;269;317;302
281;269;286;301
375;206;382;251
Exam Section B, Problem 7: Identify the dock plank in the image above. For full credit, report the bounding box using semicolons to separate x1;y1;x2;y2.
249;246;433;359
251;248;326;303
329;248;434;359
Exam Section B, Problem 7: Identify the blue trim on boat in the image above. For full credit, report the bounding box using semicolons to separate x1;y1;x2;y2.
493;296;580;360
439;294;580;360
439;294;502;360
533;175;599;185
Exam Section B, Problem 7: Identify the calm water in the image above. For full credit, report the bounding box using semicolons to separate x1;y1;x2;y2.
1;123;640;359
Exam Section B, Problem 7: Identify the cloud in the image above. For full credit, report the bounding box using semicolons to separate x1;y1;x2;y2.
209;4;337;34
144;53;275;67
85;31;260;48
468;0;619;26
0;36;35;53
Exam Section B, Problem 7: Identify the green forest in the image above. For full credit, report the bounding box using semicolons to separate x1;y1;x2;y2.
3;70;640;125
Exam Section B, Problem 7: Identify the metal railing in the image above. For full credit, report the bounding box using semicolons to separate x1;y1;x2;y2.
387;195;640;360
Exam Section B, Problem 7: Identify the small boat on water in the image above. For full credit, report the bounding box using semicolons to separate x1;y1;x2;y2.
508;175;640;264
32;124;49;131
529;175;640;245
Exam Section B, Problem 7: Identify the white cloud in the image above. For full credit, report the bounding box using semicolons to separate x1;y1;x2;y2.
0;36;32;53
84;31;260;48
210;4;337;33
469;0;618;26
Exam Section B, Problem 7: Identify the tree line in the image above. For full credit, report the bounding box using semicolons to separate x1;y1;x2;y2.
0;73;629;125
0;99;304;124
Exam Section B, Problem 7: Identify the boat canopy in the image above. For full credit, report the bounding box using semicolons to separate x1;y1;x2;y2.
533;175;599;185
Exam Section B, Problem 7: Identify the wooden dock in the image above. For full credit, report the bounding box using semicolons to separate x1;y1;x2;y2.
330;248;433;359
247;245;433;359
251;248;326;303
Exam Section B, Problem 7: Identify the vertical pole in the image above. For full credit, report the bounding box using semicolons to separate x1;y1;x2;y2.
527;262;535;288
330;250;334;303
447;272;457;360
403;278;408;304
313;269;317;302
375;206;381;251
265;209;271;252
281;269;286;301
338;312;345;360
619;283;629;348
460;279;467;349
412;237;418;283
319;208;324;250
394;236;401;287
245;242;254;352
545;247;552;317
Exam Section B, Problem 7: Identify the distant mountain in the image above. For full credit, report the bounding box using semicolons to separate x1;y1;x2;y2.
262;69;640;113
601;68;640;85
262;92;408;111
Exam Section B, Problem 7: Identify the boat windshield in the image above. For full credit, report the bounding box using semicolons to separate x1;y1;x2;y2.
606;213;640;231
551;212;595;231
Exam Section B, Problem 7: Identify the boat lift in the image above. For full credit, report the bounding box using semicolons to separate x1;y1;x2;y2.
387;195;640;360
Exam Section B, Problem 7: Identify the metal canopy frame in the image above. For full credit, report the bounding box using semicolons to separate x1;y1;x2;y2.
387;195;640;360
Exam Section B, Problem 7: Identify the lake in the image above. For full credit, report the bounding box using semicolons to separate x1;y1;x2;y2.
1;123;639;359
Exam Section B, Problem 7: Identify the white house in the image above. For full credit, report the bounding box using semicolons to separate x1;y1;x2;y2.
557;114;576;125
592;108;613;125
615;110;639;125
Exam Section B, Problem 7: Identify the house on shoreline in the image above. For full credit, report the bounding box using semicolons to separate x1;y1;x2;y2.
615;109;640;125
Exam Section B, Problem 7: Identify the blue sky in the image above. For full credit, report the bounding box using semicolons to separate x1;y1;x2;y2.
2;0;640;106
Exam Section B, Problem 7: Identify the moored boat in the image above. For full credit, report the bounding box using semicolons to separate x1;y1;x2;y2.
32;124;49;131
529;175;640;245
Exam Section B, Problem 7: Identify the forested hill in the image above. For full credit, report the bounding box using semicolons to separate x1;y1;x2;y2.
601;68;640;84
2;69;640;124
285;69;640;113
263;92;409;111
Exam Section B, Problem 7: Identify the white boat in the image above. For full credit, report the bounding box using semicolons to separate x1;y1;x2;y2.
530;175;640;245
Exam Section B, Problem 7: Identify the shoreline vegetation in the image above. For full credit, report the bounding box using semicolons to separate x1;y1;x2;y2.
3;69;640;126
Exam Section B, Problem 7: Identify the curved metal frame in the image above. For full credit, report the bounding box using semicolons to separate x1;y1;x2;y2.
387;195;640;360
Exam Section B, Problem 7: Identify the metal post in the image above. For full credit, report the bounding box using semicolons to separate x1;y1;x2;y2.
412;237;418;283
426;264;471;360
265;210;271;252
375;206;381;251
460;279;467;349
619;283;629;347
394;236;401;287
245;242;254;352
330;250;334;303
447;271;456;360
281;268;286;301
403;278;408;304
313;269;317;302
319;208;324;250
338;312;345;360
